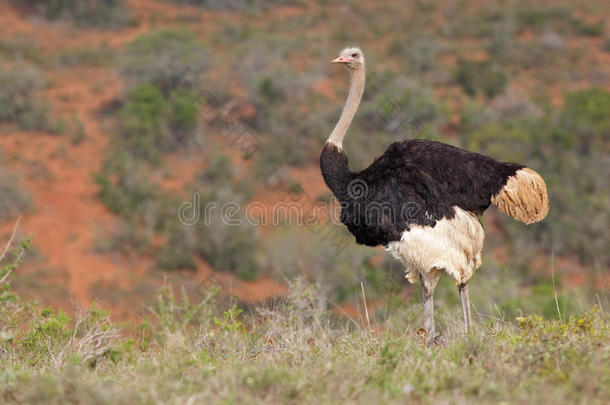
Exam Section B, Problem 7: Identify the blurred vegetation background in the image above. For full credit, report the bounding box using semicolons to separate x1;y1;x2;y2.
0;0;608;323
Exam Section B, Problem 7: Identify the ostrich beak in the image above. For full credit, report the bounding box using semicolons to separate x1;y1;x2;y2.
332;56;350;64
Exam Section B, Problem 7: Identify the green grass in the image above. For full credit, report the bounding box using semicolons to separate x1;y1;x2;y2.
1;226;609;404
1;276;608;404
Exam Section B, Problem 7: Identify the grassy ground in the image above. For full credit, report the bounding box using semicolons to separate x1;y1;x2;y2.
1;275;609;404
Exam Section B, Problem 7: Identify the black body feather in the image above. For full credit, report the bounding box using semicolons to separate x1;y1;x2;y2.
320;139;523;247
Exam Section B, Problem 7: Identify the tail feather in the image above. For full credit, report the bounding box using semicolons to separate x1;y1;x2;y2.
491;168;549;224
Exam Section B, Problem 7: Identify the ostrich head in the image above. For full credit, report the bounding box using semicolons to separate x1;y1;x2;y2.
332;47;364;70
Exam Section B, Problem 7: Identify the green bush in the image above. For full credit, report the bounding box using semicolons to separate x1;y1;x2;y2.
388;34;441;74
127;154;260;279
120;29;208;93
20;0;131;28
562;88;610;136
156;224;197;271
0;62;49;130
455;60;507;99
0;169;31;222
96;32;207;264
188;157;259;280
248;73;317;167
168;89;199;137
262;227;373;303
195;206;260;280
116;84;200;164
166;0;293;10
54;46;115;68
95;156;160;219
164;220;259;279
466;123;533;162
95;154;178;253
0;37;42;64
118;84;170;164
515;7;571;32
508;41;561;71
570;18;604;36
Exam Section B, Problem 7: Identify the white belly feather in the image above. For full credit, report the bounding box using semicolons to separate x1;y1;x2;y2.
385;206;484;293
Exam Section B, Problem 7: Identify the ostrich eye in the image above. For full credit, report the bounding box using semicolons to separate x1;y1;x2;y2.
351;53;358;58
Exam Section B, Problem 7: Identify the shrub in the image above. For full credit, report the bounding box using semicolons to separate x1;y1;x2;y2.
466;123;533;162
120;29;208;93
54;46;114;68
168;89;199;138
570;18;604;36
562;88;610;136
185;186;260;280
116;83;200;164
166;0;294;10
515;6;571;32
187;157;259;280
0;62;49;130
508;40;561;71
194;204;260;280
486;16;518;63
138;155;260;279
156;224;197;271
0;37;42;64
455;60;507;99
95;154;181;254
262;227;373;303
19;0;131;29
388;34;441;75
248;73;317;167
117;84;170;164
95;156;160;219
0;169;31;222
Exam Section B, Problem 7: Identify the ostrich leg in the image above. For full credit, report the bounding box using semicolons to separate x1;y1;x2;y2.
459;282;472;332
420;277;435;338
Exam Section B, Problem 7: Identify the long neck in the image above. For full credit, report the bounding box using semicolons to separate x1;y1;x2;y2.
320;66;364;199
327;66;365;149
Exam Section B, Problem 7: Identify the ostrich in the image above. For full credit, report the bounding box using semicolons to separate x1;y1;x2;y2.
320;47;549;338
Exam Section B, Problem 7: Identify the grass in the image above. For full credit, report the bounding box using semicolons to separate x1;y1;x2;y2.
1;230;609;404
1;273;608;404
